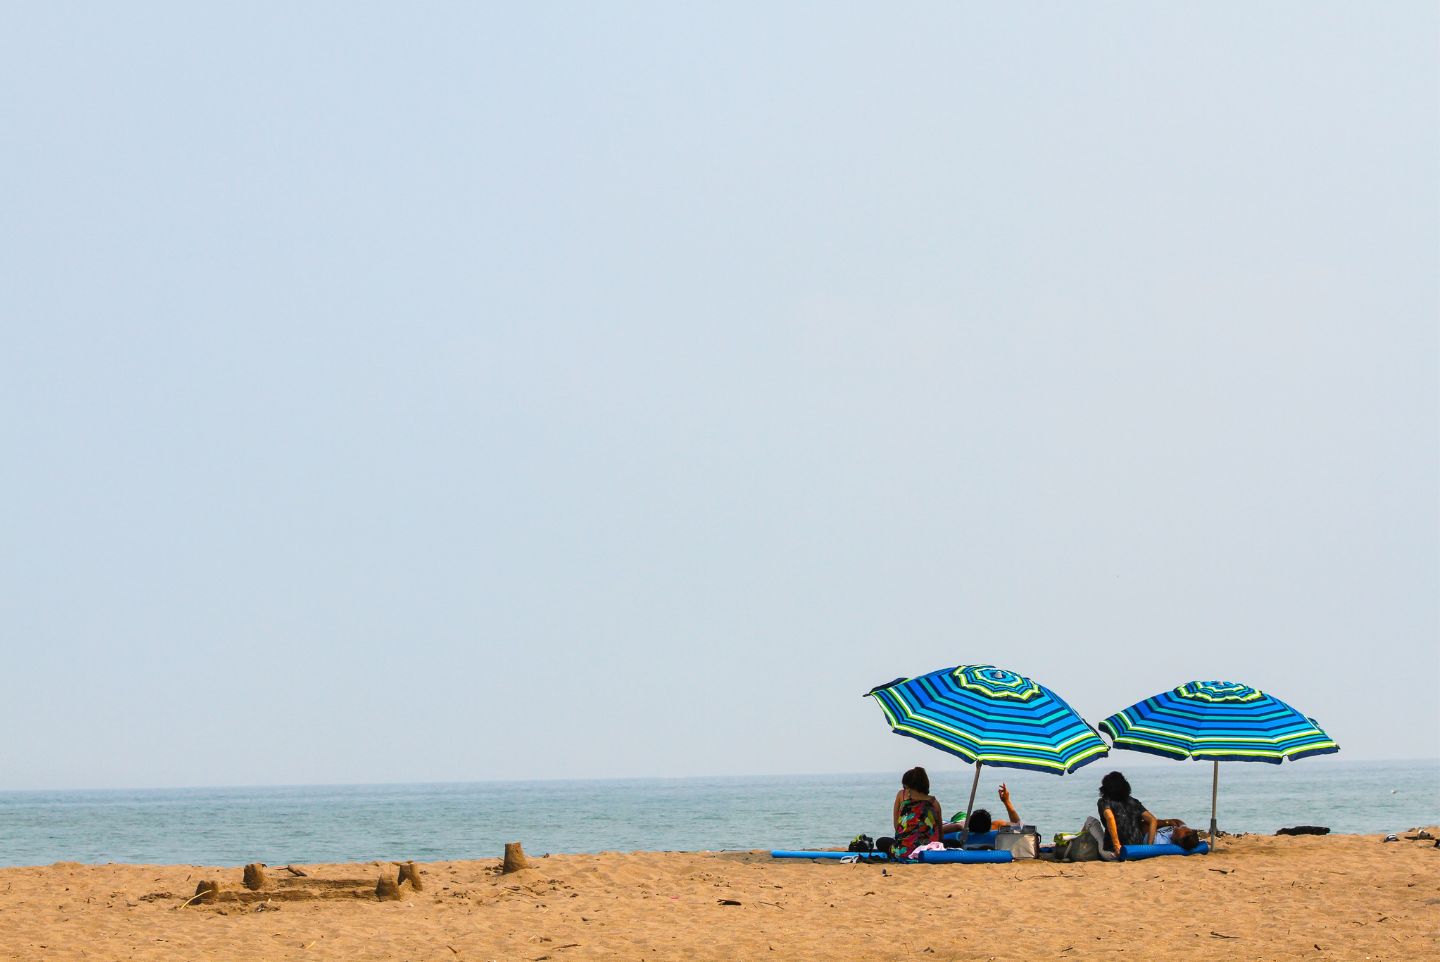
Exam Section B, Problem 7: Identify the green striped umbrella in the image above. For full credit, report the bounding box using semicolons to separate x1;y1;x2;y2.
866;664;1110;845
1100;680;1339;841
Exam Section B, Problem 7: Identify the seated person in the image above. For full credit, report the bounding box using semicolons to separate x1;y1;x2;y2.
887;766;943;858
1097;771;1201;852
1097;771;1151;854
942;782;1022;838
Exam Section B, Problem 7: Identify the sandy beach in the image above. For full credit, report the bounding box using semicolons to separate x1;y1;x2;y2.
1;830;1435;961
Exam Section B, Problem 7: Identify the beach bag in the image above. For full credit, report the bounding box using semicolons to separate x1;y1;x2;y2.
1065;817;1105;862
996;825;1039;859
1065;831;1100;862
847;834;875;853
997;833;1038;859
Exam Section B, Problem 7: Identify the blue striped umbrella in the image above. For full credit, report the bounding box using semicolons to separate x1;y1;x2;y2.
1100;680;1339;839
866;665;1109;843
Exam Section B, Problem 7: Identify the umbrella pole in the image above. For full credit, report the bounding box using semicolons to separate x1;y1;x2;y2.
1209;760;1219;849
957;761;982;849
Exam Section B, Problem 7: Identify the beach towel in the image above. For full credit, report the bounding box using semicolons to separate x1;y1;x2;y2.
909;841;947;855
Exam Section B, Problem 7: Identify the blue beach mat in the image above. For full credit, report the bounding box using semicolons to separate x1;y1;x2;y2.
769;850;1012;864
940;830;998;848
769;850;891;861
916;849;1012;864
1119;842;1210;860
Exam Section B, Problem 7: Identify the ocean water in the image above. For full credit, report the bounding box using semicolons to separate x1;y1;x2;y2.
0;759;1434;868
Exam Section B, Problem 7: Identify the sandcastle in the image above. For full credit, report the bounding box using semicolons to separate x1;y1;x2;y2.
185;860;427;906
182;844;528;907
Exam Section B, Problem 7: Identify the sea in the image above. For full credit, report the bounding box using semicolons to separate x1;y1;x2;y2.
0;759;1434;868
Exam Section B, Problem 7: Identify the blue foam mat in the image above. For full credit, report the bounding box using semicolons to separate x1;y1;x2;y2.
770;851;889;860
917;849;1013;864
769;849;1012;863
1119;841;1210;860
940;830;998;848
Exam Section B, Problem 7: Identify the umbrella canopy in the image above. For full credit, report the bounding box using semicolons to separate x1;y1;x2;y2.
1099;680;1338;763
866;664;1109;845
866;664;1110;774
1100;680;1339;840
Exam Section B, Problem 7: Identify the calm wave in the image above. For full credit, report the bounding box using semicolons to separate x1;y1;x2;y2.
0;758;1434;867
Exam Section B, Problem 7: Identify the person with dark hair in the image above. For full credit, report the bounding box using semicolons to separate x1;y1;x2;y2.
1157;821;1202;850
885;767;943;858
942;783;1022;837
1060;772;1198;861
1097;771;1157;854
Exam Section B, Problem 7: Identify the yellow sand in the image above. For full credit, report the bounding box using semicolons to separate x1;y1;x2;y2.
1;830;1436;961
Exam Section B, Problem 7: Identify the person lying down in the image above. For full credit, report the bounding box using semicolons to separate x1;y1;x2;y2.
1064;771;1202;860
878;770;1027;860
942;782;1022;837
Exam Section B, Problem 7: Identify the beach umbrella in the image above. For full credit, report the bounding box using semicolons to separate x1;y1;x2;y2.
1099;680;1339;841
865;664;1110;845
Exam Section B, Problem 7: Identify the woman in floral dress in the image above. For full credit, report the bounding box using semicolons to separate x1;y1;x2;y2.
889;767;942;858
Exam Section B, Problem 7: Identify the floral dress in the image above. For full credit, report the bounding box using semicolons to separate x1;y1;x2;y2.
892;795;941;858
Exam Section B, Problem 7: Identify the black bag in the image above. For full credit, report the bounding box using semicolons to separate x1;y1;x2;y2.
847;834;875;852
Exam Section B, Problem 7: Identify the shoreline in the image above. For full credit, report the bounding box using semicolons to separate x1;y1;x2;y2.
4;761;1434;868
2;825;1437;870
2;829;1435;960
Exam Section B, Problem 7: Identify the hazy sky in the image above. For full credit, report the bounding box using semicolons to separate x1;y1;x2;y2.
2;3;1436;790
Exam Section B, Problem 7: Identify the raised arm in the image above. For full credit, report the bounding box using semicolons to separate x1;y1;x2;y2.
997;783;1020;824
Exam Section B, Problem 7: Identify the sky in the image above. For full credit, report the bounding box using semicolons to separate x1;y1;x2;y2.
1;2;1436;791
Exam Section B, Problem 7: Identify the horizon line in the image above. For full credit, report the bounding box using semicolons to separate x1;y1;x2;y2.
3;756;1435;795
